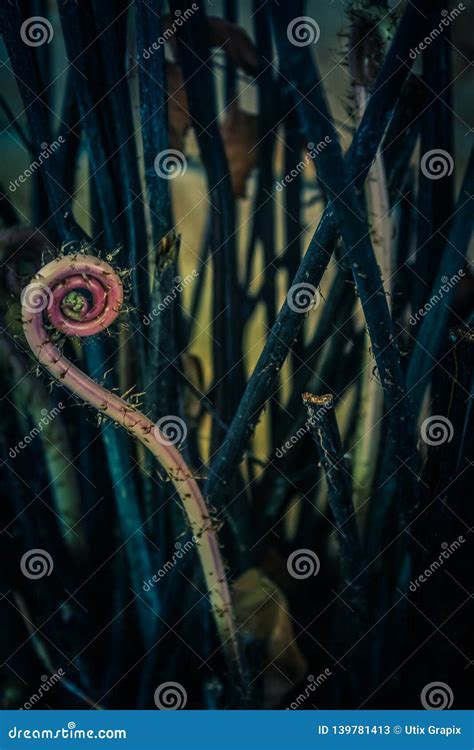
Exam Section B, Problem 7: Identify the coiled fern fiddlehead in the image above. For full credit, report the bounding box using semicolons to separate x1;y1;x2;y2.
21;254;241;677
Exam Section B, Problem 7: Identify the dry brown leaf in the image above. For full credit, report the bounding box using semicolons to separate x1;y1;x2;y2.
233;567;307;699
208;17;259;75
162;15;259;75
154;228;180;274
166;62;191;152
221;103;258;198
163;15;259;76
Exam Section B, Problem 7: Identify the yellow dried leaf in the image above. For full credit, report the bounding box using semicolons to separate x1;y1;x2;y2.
221;103;258;198
233;568;307;694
